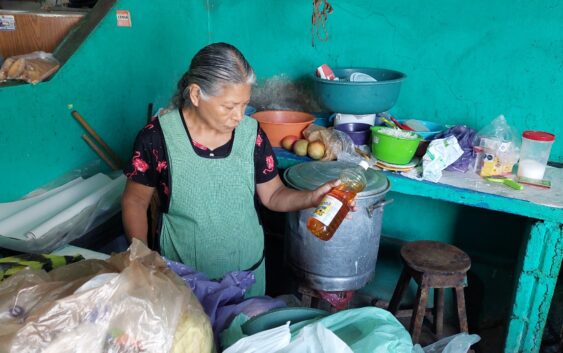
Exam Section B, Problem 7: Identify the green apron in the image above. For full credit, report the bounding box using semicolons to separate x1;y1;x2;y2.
159;109;265;296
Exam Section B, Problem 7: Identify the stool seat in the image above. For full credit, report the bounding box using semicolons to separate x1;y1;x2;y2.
387;240;471;344
401;240;471;274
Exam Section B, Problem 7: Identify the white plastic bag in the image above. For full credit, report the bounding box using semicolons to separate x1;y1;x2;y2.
422;136;464;182
276;322;353;353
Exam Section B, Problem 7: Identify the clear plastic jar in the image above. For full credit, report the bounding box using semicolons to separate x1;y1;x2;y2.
517;131;555;180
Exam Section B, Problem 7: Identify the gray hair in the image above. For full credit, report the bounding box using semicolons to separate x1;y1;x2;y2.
173;42;255;107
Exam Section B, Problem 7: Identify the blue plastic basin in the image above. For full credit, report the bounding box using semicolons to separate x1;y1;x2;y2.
313;67;406;114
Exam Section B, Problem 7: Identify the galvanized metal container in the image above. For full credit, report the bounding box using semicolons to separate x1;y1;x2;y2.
284;161;391;291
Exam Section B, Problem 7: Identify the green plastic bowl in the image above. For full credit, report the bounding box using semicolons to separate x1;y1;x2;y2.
370;126;422;165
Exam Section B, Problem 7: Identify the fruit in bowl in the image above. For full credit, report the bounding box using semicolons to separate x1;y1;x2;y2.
281;135;299;150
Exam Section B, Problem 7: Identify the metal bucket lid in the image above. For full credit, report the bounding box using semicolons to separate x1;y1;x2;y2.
284;161;390;198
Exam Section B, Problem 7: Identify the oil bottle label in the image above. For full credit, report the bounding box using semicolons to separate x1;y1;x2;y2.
311;195;343;226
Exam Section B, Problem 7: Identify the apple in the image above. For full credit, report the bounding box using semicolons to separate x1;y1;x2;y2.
307;140;326;160
293;139;309;156
281;135;299;151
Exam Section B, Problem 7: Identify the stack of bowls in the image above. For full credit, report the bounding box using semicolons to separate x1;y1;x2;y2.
312;67;406;146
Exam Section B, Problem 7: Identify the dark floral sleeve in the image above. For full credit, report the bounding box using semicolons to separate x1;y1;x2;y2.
124;120;167;190
254;127;279;184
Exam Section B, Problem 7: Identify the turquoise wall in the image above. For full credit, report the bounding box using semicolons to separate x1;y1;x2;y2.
0;0;208;201
208;0;563;162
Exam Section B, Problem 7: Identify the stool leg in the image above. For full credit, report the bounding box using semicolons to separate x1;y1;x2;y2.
454;287;468;333
301;293;312;308
433;288;444;338
388;268;411;315
410;285;429;344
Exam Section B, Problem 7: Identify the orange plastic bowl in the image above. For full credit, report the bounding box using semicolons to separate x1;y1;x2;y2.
252;110;315;147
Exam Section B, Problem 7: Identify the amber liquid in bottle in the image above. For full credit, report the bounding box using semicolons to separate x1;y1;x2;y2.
307;180;364;241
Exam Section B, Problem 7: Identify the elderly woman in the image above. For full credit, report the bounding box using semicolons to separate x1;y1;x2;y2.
122;43;337;296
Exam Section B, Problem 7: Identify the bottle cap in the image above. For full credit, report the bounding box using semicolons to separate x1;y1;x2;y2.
359;160;370;170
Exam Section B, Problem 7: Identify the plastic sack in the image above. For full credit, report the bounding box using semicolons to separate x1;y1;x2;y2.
434;126;477;172
302;125;357;161
276;322;353;353
411;333;481;353
0;240;214;353
291;307;413;353
223;321;291;353
473;115;520;176
0;162;125;254
422;136;464;182
0;51;60;84
222;307;412;353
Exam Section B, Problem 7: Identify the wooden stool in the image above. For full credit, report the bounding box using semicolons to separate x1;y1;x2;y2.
388;240;471;344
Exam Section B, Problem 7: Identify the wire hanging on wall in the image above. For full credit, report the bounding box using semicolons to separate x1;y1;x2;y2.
312;0;333;47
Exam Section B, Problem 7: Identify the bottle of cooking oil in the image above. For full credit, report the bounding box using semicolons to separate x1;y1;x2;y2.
307;160;369;241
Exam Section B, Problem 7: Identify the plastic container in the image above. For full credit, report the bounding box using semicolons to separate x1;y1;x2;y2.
307;160;369;241
251;110;315;147
330;113;377;126
370;126;422;165
516;130;555;180
398;119;445;140
335;123;372;145
312;67;406;114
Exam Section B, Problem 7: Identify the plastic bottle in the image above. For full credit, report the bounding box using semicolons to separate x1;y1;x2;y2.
307;161;369;241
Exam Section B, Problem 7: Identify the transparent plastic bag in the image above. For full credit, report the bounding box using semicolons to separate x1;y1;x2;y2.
411;333;481;353
473;115;520;176
434;126;477;172
0;161;125;254
302;125;358;161
0;240;215;353
0;51;60;84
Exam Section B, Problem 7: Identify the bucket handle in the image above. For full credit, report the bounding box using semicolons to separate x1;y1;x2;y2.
367;199;394;218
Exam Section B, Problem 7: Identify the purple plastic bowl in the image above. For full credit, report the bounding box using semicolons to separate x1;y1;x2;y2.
335;123;372;145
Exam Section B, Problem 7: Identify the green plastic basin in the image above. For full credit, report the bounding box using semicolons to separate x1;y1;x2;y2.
370;126;422;165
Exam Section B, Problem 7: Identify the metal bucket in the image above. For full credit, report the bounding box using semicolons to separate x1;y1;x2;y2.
284;161;391;291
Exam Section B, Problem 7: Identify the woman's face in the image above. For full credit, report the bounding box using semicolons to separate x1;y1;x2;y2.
191;83;252;133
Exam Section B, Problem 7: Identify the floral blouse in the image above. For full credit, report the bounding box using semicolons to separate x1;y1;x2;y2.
123;113;278;213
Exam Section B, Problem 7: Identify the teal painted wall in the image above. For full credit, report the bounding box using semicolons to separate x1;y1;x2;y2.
207;0;563;163
0;0;208;201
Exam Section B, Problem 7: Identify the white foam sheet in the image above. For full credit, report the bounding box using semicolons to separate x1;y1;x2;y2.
0;173;113;240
